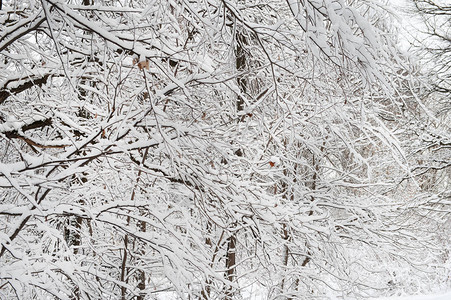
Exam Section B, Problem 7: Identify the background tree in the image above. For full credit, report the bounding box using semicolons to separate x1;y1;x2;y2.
411;0;450;94
398;0;451;290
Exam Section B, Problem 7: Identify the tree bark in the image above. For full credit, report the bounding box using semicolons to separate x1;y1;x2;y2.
224;234;237;300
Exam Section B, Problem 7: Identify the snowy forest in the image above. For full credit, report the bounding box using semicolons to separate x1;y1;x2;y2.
0;0;449;299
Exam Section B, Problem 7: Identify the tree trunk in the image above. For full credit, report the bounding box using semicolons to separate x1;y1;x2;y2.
121;230;129;300
224;234;237;300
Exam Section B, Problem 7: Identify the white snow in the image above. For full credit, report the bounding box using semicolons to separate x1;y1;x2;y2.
373;291;451;300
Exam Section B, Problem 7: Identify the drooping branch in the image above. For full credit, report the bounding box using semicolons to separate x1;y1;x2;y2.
0;117;66;150
0;11;46;52
0;74;50;105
